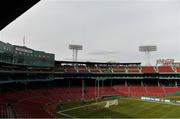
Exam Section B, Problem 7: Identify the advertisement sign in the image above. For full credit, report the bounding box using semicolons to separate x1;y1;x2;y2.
156;59;174;66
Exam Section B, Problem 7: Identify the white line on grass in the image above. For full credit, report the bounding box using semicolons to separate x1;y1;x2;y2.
58;100;106;113
57;100;109;118
58;112;79;119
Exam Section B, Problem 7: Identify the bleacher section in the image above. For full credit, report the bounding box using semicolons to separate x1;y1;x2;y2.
53;65;180;73
113;85;129;95
127;66;140;73
129;86;147;97
146;86;165;97
1;63;180;74
0;87;82;118
127;69;140;73
89;69;100;73
175;67;180;72
112;69;126;73
157;66;174;72
77;65;89;73
111;65;126;73
0;85;180;118
113;85;180;97
164;87;180;94
85;87;96;99
1;60;180;118
100;86;119;96
141;66;156;73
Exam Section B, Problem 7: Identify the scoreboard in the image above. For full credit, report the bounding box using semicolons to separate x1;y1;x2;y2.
0;41;55;67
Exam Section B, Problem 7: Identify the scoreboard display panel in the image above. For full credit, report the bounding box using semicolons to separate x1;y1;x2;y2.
0;41;55;67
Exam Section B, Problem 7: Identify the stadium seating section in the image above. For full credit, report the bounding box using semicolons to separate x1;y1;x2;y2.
1;64;180;118
53;65;179;73
157;66;174;72
175;67;180;72
141;66;156;73
0;85;179;118
0;64;180;74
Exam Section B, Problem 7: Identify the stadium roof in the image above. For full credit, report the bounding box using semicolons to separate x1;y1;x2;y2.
55;60;141;65
0;0;40;31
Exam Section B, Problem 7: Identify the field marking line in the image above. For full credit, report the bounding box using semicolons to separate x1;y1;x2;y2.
57;100;107;113
135;98;180;106
58;112;79;119
57;98;130;114
57;98;136;117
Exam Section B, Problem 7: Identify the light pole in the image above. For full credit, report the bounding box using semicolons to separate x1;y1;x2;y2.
139;45;157;66
69;44;83;62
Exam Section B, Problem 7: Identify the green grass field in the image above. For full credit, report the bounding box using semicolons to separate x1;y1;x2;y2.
56;98;180;118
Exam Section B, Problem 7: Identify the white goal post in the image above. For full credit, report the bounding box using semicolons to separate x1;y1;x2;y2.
104;99;118;108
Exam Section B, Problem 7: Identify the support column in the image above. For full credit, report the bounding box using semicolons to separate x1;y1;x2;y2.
0;85;1;94
111;80;113;86
157;79;160;86
102;80;104;96
95;79;99;103
82;80;85;100
145;51;150;66
25;82;27;91
128;86;130;97
175;81;177;87
68;80;71;88
75;49;78;62
73;49;75;61
125;80;127;86
95;80;96;98
97;79;100;98
141;80;144;86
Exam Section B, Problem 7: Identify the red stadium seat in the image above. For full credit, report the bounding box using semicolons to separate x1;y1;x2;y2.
175;67;180;72
87;65;97;69
77;65;86;69
66;69;77;72
127;66;139;69
112;69;126;72
164;87;180;94
0;85;179;118
141;66;156;73
127;66;140;73
111;65;125;69
158;66;174;72
127;69;140;73
129;86;147;97
89;69;100;72
113;85;129;95
100;69;112;73
78;69;89;73
146;86;165;96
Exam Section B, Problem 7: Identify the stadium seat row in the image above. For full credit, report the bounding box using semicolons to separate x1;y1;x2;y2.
0;85;179;118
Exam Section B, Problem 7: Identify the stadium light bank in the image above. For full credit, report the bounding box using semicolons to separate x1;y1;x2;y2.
69;44;83;62
139;45;157;66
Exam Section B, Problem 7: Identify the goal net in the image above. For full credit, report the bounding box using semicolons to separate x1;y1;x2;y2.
104;99;118;108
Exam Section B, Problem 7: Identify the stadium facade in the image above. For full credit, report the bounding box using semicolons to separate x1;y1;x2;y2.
0;40;180;90
0;40;179;84
0;41;180;118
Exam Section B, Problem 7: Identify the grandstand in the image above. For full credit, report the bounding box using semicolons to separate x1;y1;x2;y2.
0;44;180;117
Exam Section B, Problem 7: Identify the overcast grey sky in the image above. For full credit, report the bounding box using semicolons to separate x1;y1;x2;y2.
1;0;180;65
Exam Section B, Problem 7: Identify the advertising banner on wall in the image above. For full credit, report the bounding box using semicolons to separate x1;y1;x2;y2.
156;59;174;66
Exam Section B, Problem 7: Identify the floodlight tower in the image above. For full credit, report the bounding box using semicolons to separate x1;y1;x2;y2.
139;45;157;66
69;44;83;62
69;44;84;100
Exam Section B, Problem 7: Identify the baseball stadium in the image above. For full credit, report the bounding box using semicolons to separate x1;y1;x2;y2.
1;0;180;118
